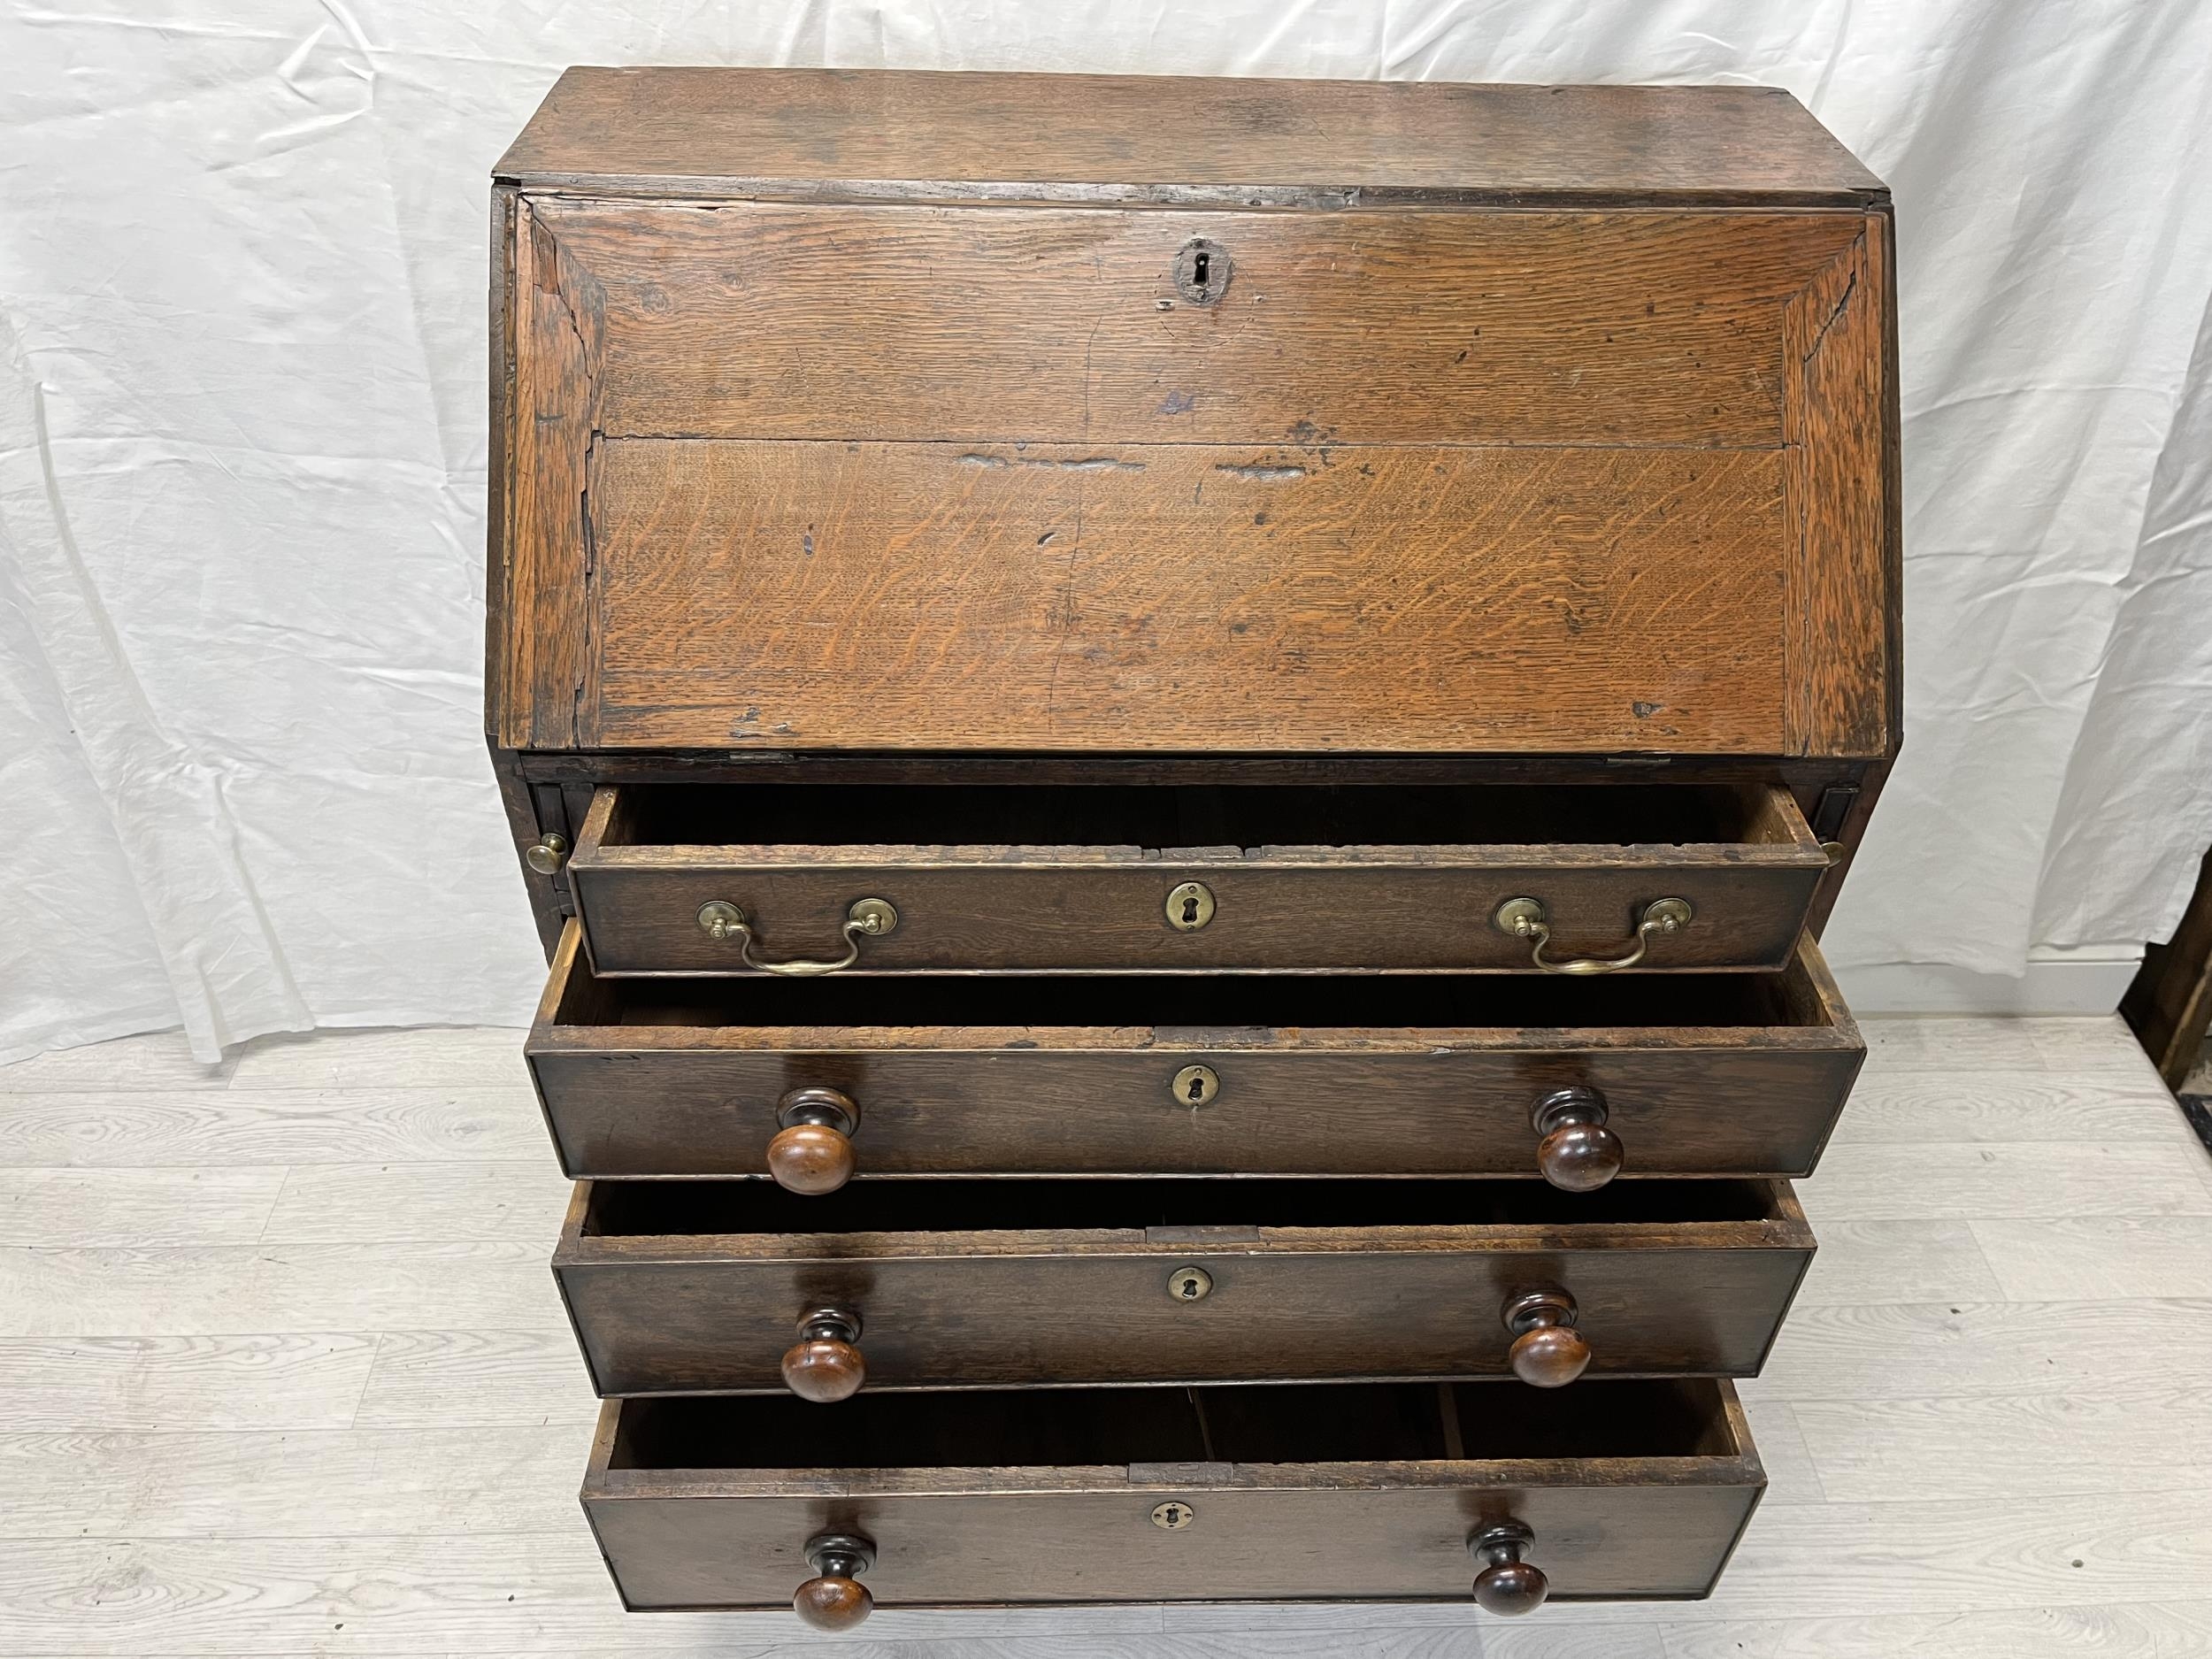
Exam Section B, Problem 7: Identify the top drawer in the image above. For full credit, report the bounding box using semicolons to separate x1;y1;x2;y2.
566;779;1830;975
491;198;1895;757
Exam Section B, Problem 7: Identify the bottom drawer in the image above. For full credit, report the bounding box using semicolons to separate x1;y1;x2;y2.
583;1378;1764;1620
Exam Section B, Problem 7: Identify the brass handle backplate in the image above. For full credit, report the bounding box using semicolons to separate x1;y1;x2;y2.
1494;896;1693;974
698;897;897;974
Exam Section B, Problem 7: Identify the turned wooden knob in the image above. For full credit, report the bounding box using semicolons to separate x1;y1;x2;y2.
781;1307;865;1402
1470;1521;1548;1615
793;1531;876;1629
1502;1287;1590;1387
767;1087;859;1194
1531;1086;1623;1191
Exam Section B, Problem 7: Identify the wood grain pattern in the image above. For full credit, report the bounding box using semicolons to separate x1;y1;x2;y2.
0;1333;380;1432
490;188;1896;758
585;439;1790;755
0;1425;583;1538
496;69;1885;206
1800;1141;2212;1222
0;1087;545;1167
584;1379;1762;1609
541;201;1858;447
352;1329;591;1428
569;781;1829;974
1782;215;1893;757
493;197;598;749
527;924;1863;1180
555;1177;1812;1394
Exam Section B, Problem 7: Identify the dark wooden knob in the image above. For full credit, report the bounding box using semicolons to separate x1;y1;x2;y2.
1470;1521;1548;1615
1502;1287;1590;1387
794;1531;876;1629
767;1087;859;1194
1531;1086;1622;1191
781;1307;865;1402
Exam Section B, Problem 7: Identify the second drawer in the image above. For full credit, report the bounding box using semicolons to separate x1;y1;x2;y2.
528;924;1863;1184
555;1175;1813;1396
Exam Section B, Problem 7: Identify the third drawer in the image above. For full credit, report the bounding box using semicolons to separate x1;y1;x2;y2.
528;923;1863;1184
554;1174;1813;1395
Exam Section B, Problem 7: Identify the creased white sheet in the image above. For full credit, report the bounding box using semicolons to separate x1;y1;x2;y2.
3;0;2210;1061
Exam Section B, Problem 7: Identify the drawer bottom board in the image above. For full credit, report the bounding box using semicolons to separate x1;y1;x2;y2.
584;1378;1763;1611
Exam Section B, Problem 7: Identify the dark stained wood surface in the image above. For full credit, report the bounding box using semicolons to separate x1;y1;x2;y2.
568;781;1829;973
478;75;1896;1616
583;439;1792;755
555;1176;1812;1394
581;1379;1765;1609
2123;840;2212;1089
526;923;1863;1179
496;68;1882;208
540;201;1859;446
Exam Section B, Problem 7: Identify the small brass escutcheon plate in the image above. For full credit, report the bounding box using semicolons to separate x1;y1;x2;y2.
1167;1265;1214;1302
1165;880;1216;931
1151;1500;1196;1531
1171;1064;1220;1106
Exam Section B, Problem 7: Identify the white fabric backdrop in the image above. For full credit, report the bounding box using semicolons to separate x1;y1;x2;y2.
4;1;2212;1063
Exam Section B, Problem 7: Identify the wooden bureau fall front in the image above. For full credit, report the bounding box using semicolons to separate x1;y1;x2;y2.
487;66;1897;1624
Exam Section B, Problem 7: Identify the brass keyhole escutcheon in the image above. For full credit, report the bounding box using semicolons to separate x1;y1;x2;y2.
1151;1500;1196;1531
1165;881;1216;931
1171;1064;1220;1106
1167;1265;1214;1302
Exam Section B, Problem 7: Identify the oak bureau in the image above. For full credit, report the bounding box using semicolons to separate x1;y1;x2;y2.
486;66;1897;1624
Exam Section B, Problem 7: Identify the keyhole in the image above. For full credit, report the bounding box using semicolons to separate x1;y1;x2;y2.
1181;894;1201;925
1192;250;1210;291
1187;1073;1205;1102
1179;1279;1200;1298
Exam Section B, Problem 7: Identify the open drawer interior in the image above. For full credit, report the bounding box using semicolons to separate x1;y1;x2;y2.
545;940;1848;1031
577;1175;1793;1237
605;1377;1747;1471
585;780;1822;856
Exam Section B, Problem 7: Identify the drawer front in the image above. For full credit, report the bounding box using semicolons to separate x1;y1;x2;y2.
569;783;1829;975
497;198;1893;757
583;1380;1764;1610
557;1178;1811;1396
527;925;1863;1181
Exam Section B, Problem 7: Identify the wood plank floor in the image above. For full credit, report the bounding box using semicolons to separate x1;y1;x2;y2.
3;1015;2210;1656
